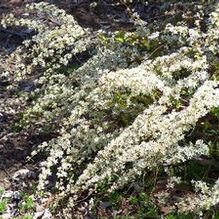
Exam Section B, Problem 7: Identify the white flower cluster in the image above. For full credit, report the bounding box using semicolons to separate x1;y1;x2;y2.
1;1;219;218
177;179;219;213
1;2;90;82
164;140;209;165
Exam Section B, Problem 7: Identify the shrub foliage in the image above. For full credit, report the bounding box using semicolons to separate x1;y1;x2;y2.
1;1;219;218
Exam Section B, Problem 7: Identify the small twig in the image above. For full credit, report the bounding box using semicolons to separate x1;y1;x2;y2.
47;17;62;26
75;191;93;204
148;44;164;59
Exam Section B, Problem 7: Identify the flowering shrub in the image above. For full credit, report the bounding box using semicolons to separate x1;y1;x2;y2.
1;1;219;218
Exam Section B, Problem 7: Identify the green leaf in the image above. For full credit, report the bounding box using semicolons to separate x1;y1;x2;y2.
0;200;7;213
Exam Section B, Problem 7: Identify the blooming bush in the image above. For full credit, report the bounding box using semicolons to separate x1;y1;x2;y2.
1;1;219;218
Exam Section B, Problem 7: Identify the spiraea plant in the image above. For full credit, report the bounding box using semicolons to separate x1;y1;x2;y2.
1;1;219;218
